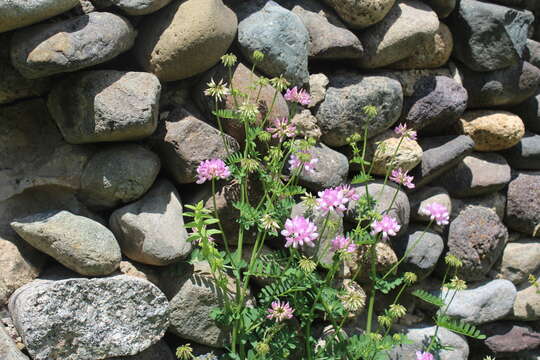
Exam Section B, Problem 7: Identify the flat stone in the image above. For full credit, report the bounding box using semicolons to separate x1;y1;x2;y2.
322;0;395;29
437;153;511;198
147;106;238;184
110;179;191;266
510;283;540;321
238;1;309;86
11;12;136;79
494;239;540;285
505;171;540;237
0;0;79;33
501;132;540;169
297;143;349;191
110;0;173;15
47;71;161;144
316;72;403;147
448;0;533;71
366;130;422;175
134;0;237;82
356;0;439;69
410;135;474;188
481;322;540;357
511;92;540;134
79;144;161;210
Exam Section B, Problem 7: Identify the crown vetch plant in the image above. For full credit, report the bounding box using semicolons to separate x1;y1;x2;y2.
180;52;484;360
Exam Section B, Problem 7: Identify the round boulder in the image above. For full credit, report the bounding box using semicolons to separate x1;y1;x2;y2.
505;171;540;237
322;0;395;29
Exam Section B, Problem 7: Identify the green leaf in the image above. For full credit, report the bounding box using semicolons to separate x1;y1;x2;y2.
212;109;242;119
436;315;486;339
372;275;404;294
351;173;373;185
411;289;445;308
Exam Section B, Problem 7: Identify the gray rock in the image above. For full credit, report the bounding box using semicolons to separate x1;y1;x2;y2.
110;340;175;360
373;68;454;97
238;1;310;86
110;179;191;266
505;171;540;237
460;61;540;108
297;143;348;191
356;0;440;69
446;207;508;281
438;153;511;198
501;132;540;170
11;12;136;79
524;39;540;69
409;186;452;225
316;72;403;147
510;283;540;321
148;106;238;184
441;279;517;324
511;93;540;133
389;326;469;360
48;71;161;144
308;73;329;109
0;323;29;360
410;135;474;188
8;275;169;360
448;0;533;71
0;99;95;202
422;0;456;18
80;144;160;209
160;262;233;348
403;76;468;134
11;210;121;276
494;239;540;285
480;322;540;357
110;0;173;15
451;192;506;221
0;0;79;33
392;226;444;280
322;0;395;29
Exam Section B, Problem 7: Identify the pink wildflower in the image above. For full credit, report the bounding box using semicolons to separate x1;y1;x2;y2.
289;150;318;173
416;351;434;360
196;159;231;184
420;202;449;226
390;168;415;189
316;187;348;215
267;300;294;322
331;235;358;254
370;215;401;240
284;86;311;106
394;123;417;141
281;216;318;248
336;184;360;202
266;117;296;140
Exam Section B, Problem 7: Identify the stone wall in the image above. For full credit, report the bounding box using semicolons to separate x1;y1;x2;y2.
1;0;540;359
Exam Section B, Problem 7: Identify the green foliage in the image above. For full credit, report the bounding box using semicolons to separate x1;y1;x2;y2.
436;315;486;340
412;289;446;308
372;275;404;295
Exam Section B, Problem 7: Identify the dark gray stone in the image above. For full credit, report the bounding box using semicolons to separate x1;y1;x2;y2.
11;12;136;79
451;192;506;221
524;39;540;69
448;0;533;71
297;143;349;191
511;92;540;133
437;153;511;198
110;340;175;360
421;0;456;18
460;61;540;108
316;72;403;147
410;135;474;188
500;132;540;169
505;171;540;237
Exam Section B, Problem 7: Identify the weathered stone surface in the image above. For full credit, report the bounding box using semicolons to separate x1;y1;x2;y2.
374;68;453;97
446;207;508;281
448;0;533;71
110;179;191;266
316;72;403;147
47;71;161;144
160;262;233;348
11;210;121;276
238;1;309;86
391;23;453;69
393;226;444;280
323;0;395;29
525;39;540;69
501;132;540;169
457;110;525;151
480;322;540;357
110;340;175;360
402;76;468;134
308;73;328;109
511;93;540;133
9;276;169;360
505;171;540;237
410;135;474;188
460;61;540;108
134;0;237;81
451;192;506;221
0;99;94;202
0;323;28;360
441;279;517;324
0;0;79;33
347;242;398;280
511;283;540;321
297;143;348;191
356;0;439;69
11;12;136;79
409;186;452;224
117;261;160;286
422;0;456;18
390;326;468;360
438;153;511;198
110;0;173;15
79;144;161;209
366;130;422;176
495;239;540;285
291;110;322;140
148;106;238;184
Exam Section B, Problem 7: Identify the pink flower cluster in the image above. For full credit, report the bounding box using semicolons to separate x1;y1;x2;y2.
394;123;417;141
371;215;401;240
267;300;294;322
284;86;310;106
281;216;318;248
390;168;415;189
331;235;358;254
416;351;434;360
266;117;296;140
316;185;359;215
289;150;318;173
420;202;450;226
196;159;231;184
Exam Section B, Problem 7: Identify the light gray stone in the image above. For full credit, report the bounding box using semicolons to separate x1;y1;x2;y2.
111;0;173;15
8;275;169;360
409;186;452;224
494;239;540;285
0;323;29;360
308;73;329;109
0;0;79;33
510;283;540;321
297;143;349;191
